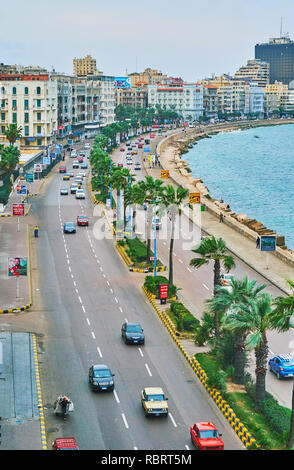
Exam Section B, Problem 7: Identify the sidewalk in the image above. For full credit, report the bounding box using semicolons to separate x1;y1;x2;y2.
4;177;46;216
0;222;31;311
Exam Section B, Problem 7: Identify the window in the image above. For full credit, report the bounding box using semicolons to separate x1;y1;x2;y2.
36;86;41;95
24;99;29;110
24;112;29;123
1;125;5;134
24;125;29;136
37;138;42;146
12;87;17;95
37;112;41;121
37;99;41;108
1;112;5;121
12;99;17;109
12;112;17;123
1;99;5;108
24;87;29;95
37;125;42;134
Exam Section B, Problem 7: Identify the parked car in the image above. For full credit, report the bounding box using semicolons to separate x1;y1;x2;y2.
75;189;85;199
190;422;224;450
77;215;89;226
121;322;144;345
268;354;294;379
63;222;76;234
141;387;168;417
52;437;79;450
88;364;115;392
60;188;69;196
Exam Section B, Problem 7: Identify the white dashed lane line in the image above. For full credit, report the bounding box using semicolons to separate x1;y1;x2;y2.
97;346;103;358
145;363;152;377
113;390;120;404
169;413;178;428
138;348;144;358
121;413;129;429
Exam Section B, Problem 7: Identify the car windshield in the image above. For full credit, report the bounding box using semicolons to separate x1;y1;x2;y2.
65;223;74;227
94;369;112;378
79;216;87;219
199;430;219;439
283;361;294;367
126;325;142;333
146;394;164;401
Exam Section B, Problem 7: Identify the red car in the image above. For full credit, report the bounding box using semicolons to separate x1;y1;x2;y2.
77;215;89;226
190;422;224;450
117;163;123;167
52;437;79;450
59;166;66;173
138;144;143;148
120;148;125;152
78;157;84;163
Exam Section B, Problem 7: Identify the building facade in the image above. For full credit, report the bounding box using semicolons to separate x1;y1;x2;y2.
115;84;148;109
234;59;270;87
255;36;294;85
73;55;98;77
128;68;168;87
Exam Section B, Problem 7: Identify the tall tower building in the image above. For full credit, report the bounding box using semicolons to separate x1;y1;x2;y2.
255;36;294;85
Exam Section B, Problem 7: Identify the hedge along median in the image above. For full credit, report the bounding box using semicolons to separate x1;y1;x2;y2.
142;284;260;450
117;238;167;273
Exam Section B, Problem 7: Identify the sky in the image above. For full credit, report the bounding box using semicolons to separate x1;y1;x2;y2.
1;0;294;81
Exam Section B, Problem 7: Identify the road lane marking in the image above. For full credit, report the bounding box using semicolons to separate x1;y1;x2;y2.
82;305;86;313
138;348;144;357
169;413;177;428
119;307;123;313
121;413;129;429
187;267;192;272
78;296;82;304
110;288;113;294
178;259;183;263
203;283;209;290
145;363;152;377
113;390;120;404
86;318;90;325
185;445;190;450
107;281;110;286
114;297;118;303
97;346;103;358
91;331;96;339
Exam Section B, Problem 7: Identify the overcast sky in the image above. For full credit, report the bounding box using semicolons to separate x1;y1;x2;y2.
1;0;294;81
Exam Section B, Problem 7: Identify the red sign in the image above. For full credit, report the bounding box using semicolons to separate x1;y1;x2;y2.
12;204;25;216
159;284;169;299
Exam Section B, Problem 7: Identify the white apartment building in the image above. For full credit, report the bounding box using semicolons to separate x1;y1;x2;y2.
244;83;265;116
147;83;204;121
0;73;57;147
217;81;246;115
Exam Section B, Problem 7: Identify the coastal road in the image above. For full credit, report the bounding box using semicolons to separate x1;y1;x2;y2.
112;132;294;410
33;142;244;450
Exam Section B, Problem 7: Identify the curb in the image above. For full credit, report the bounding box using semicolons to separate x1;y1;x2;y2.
32;334;47;450
0;214;12;217
0;224;33;314
143;285;260;450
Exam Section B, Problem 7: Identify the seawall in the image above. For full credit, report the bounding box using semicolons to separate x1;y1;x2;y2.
157;119;294;270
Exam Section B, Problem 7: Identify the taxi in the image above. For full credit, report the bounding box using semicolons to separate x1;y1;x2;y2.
63;174;70;181
141;387;168;417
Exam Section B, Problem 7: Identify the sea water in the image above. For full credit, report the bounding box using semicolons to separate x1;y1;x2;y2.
184;124;294;249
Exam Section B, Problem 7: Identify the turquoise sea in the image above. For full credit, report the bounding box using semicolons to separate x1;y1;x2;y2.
184;124;294;249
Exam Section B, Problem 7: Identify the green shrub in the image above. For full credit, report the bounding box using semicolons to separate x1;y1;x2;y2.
126;237;148;263
0;174;12;205
144;275;177;298
170;301;200;332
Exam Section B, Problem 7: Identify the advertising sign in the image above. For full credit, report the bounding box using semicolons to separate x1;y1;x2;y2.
42;156;51;165
161;170;169;179
190;192;201;204
159;284;169;299
17;185;27;195
260;235;276;252
143;146;150;152
50;152;56;160
114;77;131;89
12;204;25;216
34;163;42;173
68;139;73;146
8;257;27;276
25;173;34;183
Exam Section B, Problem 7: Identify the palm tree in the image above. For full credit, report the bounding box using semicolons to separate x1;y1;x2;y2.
137;176;164;262
0;145;20;178
160;184;189;285
207;276;267;383
111;168;134;227
5;124;22;146
190;236;235;337
225;292;273;409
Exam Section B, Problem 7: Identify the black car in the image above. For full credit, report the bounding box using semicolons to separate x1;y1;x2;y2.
63;222;76;234
89;364;115;392
121;322;145;345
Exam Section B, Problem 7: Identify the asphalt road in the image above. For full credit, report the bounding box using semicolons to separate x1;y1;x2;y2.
33;141;244;450
112;133;294;410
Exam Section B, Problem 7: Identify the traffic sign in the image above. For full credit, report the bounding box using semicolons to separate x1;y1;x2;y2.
12;204;25;216
25;173;34;183
159;284;169;299
17;185;27;195
161;170;169;179
190;192;201;204
34;163;43;173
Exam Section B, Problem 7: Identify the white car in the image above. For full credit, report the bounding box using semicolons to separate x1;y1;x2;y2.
126;160;133;165
134;163;141;170
73;161;79;169
71;151;77;158
76;189;85;199
84;143;90;149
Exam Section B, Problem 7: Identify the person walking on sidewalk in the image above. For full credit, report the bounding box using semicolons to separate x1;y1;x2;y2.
256;236;260;249
34;225;39;237
219;213;224;223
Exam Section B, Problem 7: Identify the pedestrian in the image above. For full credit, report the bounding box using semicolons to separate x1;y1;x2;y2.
34;225;39;237
219;213;224;223
256;237;260;249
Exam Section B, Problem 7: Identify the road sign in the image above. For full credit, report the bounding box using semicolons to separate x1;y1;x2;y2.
25;173;34;183
12;203;25;216
190;192;201;204
150;257;159;261
17;185;27;195
260;235;276;252
161;170;169;179
34;163;42;173
43;156;51;165
159;284;169;299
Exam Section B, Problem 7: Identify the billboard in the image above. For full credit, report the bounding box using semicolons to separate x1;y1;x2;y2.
16;185;27;195
8;257;27;276
260;235;276;252
114;77;131;89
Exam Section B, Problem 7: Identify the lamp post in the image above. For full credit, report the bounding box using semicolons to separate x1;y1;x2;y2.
153;203;157;277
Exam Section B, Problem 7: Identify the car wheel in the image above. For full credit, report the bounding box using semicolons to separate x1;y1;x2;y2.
276;371;282;380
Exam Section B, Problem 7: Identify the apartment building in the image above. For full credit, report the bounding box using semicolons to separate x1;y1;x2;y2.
217;81;247;115
115;84;148;109
203;85;218;119
234;59;270;87
244;83;265;116
73;54;98;77
128;68;168;87
0;73;57;147
147;83;204;121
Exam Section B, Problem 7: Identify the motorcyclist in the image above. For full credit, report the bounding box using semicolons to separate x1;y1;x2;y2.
59;396;70;418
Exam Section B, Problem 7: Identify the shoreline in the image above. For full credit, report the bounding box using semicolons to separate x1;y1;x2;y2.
157;118;294;271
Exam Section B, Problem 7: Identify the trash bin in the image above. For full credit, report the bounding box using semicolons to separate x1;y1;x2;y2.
201;204;206;212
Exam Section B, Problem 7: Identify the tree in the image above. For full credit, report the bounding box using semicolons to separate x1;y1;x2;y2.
190;236;235;337
0;145;20;178
160;184;189;285
225;292;273;409
271;278;294;331
207;276;267;383
4;124;22;146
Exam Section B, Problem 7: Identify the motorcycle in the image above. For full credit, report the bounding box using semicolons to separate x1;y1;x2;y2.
54;395;74;420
